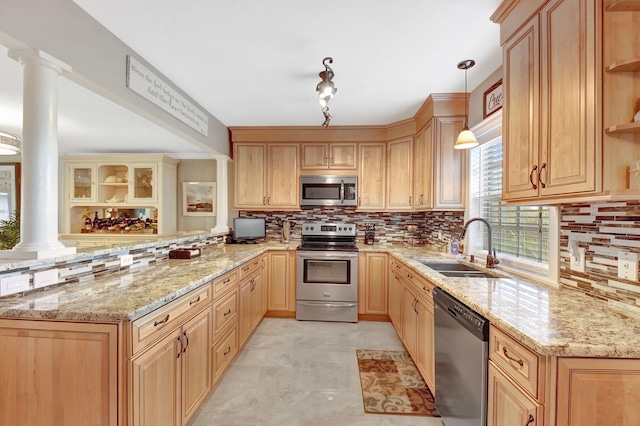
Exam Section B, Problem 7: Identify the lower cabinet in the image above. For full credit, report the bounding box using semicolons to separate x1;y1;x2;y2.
358;252;388;314
416;295;435;393
388;270;403;335
267;250;295;312
131;307;212;426
488;361;543;426
212;323;239;384
239;262;266;347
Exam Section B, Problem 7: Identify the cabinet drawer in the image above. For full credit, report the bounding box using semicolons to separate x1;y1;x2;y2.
405;268;435;304
490;326;542;399
132;284;212;354
213;324;238;383
213;289;238;343
389;258;405;276
213;269;239;299
239;256;263;281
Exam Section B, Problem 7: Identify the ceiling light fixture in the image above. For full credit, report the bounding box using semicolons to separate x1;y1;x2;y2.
454;59;479;150
0;131;21;155
316;57;336;128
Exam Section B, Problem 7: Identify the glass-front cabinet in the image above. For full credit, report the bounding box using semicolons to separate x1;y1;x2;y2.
62;155;178;239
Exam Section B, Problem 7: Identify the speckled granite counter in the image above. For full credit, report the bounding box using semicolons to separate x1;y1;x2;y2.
1;242;639;358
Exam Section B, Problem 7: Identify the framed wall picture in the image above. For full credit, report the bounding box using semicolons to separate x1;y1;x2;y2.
483;79;503;118
182;182;216;216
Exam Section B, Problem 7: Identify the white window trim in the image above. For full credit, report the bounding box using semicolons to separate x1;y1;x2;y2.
466;110;560;287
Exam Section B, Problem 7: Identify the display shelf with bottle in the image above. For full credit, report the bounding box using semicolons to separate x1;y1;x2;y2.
62;155;178;238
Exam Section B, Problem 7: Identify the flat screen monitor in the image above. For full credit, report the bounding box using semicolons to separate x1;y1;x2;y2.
233;218;266;241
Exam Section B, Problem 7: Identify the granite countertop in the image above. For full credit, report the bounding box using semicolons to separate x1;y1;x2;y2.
1;241;639;358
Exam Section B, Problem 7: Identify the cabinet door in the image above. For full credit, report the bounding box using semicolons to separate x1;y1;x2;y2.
389;272;403;335
401;285;418;358
267;144;299;209
69;164;97;203
434;117;466;209
387;137;414;210
181;308;212;425
539;0;599;197
234;144;267;209
503;17;541;200
556;358;640;426
238;278;253;347
301;143;328;169
416;296;435;394
131;329;182;426
329;143;357;169
488;362;542;426
251;269;266;327
359;253;388;314
358;143;386;210
267;251;294;312
413;123;433;210
130;164;158;203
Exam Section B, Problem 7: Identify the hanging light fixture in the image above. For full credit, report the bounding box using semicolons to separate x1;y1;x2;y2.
454;59;479;150
0;131;21;155
316;57;336;127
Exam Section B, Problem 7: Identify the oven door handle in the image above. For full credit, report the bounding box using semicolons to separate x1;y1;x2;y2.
297;301;358;308
296;251;359;260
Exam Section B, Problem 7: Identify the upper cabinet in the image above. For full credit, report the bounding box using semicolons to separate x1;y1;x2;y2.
433;117;466;209
234;143;299;210
358;143;386;210
301;143;357;171
387;137;414;211
413;123;433;210
494;0;640;202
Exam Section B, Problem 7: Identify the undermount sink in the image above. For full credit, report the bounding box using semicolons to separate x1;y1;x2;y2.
420;261;499;279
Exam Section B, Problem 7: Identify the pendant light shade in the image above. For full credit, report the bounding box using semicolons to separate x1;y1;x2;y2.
0;132;21;155
454;59;479;150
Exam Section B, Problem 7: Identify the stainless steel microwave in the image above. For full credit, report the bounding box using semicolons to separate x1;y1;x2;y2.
300;175;358;206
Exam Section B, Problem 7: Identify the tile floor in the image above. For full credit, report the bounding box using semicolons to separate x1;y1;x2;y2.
191;318;443;426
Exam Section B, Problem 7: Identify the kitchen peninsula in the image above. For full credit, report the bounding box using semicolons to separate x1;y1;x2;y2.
0;236;639;426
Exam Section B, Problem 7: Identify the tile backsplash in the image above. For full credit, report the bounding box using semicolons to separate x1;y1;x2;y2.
560;201;640;308
239;207;465;252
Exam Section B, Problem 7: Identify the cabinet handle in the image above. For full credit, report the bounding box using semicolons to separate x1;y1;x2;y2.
223;308;232;317
329;157;333;166
538;163;547;189
223;277;231;284
358;197;361;206
324;157;328;166
263;196;266;205
409;196;412;205
503;347;524;367
267;196;270;205
183;331;189;353
525;414;535;425
412;298;418;314
176;335;183;358
407;273;413;279
189;296;201;306
529;165;538;190
423;286;430;293
242;266;249;272
223;346;231;356
154;314;170;327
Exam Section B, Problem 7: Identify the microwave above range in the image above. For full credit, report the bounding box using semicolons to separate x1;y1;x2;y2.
300;175;357;207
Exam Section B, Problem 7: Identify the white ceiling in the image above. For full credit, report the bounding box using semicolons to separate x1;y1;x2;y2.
0;0;503;156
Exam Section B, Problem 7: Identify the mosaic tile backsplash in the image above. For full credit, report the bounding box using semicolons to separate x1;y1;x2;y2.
560;201;640;308
239;207;466;253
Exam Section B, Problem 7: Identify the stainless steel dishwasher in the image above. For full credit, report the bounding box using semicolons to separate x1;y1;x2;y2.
433;287;489;426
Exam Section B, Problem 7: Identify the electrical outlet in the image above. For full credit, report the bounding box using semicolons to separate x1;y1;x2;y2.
120;254;134;267
618;252;639;281
570;247;586;273
34;269;59;289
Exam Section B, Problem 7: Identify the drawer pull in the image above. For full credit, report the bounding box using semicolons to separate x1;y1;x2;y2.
223;346;231;356
222;277;231;284
154;314;170;327
423;286;430;293
242;266;249;272
525;414;535;425
223;308;232;317
189;296;201;306
407;273;413;279
503;347;524;367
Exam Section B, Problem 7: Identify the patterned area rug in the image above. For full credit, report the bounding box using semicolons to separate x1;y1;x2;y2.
356;349;439;416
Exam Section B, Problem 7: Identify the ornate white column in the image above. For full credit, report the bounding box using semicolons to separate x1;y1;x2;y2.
211;156;230;234
3;49;75;259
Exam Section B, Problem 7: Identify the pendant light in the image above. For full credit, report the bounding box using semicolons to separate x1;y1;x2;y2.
454;59;479;150
316;57;337;128
0;131;21;155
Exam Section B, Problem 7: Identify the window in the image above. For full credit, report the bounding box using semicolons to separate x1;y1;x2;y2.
468;137;549;264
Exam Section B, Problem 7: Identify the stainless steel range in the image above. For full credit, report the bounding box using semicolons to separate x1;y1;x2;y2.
296;222;358;323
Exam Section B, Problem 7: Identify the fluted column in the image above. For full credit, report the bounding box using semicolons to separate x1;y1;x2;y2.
3;49;75;259
211;156;230;234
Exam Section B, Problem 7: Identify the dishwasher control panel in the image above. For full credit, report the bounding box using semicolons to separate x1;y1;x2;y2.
433;287;489;340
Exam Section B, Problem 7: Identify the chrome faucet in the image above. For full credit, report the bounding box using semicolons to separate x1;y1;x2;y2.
461;218;500;268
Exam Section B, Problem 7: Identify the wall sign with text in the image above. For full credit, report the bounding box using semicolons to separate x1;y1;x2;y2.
483;79;503;119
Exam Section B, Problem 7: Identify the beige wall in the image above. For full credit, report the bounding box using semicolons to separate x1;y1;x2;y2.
177;160;217;232
469;66;502;127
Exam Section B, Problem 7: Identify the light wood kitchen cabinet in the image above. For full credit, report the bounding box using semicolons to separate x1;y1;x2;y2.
413;123;433;210
416;295;435;393
433;117;466;209
239;259;266;347
387;137;414;210
388;266;404;335
401;284;419;359
267;250;296;312
131;306;212;426
0;320;119;426
358;142;386;210
488;361;543;426
555;357;640;426
358;252;388;315
234;143;299;210
497;0;600;202
301;142;357;170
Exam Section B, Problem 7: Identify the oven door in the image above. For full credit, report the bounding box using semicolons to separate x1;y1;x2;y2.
296;250;358;302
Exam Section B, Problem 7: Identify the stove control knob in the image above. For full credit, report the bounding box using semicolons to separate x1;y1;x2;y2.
339;227;342;231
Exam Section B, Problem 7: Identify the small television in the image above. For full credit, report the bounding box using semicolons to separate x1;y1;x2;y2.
232;217;266;242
